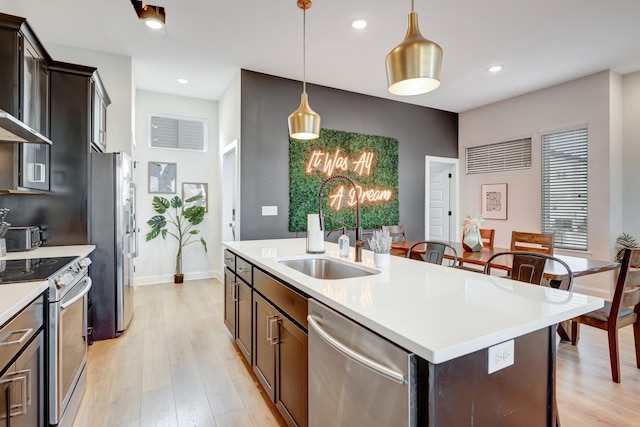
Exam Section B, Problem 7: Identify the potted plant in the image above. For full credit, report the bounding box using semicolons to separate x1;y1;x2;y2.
146;195;207;283
368;229;392;268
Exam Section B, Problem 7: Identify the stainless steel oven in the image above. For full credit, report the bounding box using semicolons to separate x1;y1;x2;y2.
48;258;92;427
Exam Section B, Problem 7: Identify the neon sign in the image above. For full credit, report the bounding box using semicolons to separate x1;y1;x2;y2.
305;149;395;211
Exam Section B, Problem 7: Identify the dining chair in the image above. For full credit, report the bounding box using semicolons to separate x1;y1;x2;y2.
483;251;574;290
381;225;406;243
382;225;407;256
570;247;640;383
406;241;458;266
480;228;495;249
510;231;554;255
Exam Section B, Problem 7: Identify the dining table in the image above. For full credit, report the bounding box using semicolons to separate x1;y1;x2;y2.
391;239;620;341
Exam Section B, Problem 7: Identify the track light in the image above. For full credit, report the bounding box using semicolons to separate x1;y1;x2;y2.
131;1;166;30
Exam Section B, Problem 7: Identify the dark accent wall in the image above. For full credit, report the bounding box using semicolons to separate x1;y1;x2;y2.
240;69;458;241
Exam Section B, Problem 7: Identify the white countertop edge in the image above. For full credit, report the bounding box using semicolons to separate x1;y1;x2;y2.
224;238;605;364
0;281;48;326
1;245;96;260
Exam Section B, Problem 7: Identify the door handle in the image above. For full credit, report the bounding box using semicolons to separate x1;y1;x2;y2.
61;277;93;310
307;315;406;385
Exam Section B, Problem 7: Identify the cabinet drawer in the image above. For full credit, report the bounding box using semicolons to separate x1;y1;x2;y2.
224;249;236;271
0;293;44;371
254;269;307;330
236;256;252;285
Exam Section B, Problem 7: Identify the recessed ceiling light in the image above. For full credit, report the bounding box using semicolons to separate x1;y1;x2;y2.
489;65;502;73
352;19;367;30
177;78;189;84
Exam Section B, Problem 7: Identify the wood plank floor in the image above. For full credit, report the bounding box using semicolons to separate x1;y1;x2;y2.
72;279;640;426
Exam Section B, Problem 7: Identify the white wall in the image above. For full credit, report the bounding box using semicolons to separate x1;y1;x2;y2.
623;71;640;239
134;90;220;285
459;71;615;298
45;43;134;155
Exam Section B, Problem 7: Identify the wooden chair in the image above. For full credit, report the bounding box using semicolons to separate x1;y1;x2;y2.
382;225;407;256
570;247;640;383
406;241;458;266
480;228;495;249
483;251;574;290
510;231;554;255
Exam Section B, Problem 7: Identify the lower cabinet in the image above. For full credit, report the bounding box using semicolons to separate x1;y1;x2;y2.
223;270;236;335
223;269;252;364
236;279;252;363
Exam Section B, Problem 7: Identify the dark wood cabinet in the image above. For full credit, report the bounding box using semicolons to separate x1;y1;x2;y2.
90;75;110;152
0;293;46;427
253;292;277;401
0;14;51;192
223;249;253;364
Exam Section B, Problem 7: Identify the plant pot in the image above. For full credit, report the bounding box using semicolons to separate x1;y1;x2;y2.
374;252;391;269
174;274;184;284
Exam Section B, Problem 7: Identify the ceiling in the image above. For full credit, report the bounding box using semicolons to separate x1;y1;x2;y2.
4;0;640;113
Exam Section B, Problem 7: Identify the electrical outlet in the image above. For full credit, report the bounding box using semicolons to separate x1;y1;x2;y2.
262;206;278;216
487;339;514;374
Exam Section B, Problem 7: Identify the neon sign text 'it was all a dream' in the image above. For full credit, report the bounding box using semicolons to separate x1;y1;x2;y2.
305;149;394;211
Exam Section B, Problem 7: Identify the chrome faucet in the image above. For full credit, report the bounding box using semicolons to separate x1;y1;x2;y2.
318;175;363;262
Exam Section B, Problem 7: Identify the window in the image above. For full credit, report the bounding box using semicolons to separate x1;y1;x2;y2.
465;138;532;175
149;113;207;151
541;128;588;251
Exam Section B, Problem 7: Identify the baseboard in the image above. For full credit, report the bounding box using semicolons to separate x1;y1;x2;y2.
135;269;221;286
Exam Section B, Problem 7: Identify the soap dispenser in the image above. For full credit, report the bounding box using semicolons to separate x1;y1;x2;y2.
338;227;350;257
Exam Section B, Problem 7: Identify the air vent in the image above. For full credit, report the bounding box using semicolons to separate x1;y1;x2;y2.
149;113;206;151
465;138;532;175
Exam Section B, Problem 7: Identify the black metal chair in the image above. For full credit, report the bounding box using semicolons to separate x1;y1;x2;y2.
406;241;458;266
483;251;574;290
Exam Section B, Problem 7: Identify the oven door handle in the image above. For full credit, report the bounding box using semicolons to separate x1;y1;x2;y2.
61;277;93;311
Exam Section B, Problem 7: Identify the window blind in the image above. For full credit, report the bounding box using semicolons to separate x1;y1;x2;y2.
465;138;532;174
150;114;206;151
541;128;588;251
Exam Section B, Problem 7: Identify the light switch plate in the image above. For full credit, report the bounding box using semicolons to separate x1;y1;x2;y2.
262;206;278;216
487;339;514;374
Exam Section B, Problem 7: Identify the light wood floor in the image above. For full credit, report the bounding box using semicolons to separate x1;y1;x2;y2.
72;279;286;427
72;279;640;427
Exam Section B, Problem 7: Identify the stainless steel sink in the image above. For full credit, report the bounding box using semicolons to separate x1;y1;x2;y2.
278;257;378;280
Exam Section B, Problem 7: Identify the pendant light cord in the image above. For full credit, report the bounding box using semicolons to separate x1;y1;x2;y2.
411;0;414;12
303;6;307;94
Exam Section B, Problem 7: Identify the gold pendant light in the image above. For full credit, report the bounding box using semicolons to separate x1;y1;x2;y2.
386;0;443;96
288;0;321;140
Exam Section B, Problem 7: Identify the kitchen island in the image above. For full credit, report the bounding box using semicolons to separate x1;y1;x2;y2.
224;238;603;426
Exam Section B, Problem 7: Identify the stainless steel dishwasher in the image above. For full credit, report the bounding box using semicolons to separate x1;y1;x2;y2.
307;299;417;426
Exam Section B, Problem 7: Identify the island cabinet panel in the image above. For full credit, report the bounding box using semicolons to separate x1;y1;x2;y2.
236;278;252;363
253;292;277;401
276;314;308;427
252;268;309;427
223;250;253;365
420;327;555;426
223;270;236;335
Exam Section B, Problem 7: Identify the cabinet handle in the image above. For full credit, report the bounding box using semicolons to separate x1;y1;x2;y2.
0;328;34;348
230;282;238;302
267;315;280;345
0;369;29;419
237;266;250;273
224;257;233;263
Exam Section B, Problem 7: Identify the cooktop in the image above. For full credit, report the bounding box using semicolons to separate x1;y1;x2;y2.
0;256;76;284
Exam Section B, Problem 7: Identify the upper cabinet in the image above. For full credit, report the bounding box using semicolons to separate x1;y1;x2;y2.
0;13;52;192
91;75;110;153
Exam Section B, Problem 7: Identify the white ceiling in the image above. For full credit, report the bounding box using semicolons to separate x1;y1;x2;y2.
4;0;640;113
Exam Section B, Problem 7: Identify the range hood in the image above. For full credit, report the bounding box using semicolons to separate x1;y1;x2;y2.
0;110;52;145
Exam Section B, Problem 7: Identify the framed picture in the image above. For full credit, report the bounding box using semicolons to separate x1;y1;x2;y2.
148;161;177;193
183;182;208;212
481;183;508;220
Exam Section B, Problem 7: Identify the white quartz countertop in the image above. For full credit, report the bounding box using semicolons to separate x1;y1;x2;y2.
0;245;96;326
224;238;604;364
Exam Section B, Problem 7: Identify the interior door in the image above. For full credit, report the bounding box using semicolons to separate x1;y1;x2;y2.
222;142;238;242
425;157;458;242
